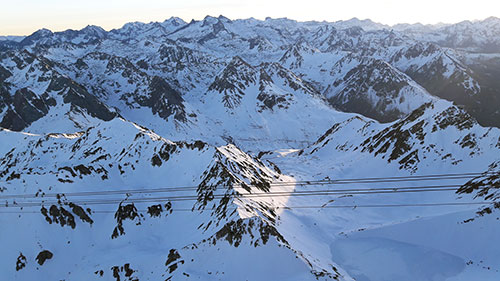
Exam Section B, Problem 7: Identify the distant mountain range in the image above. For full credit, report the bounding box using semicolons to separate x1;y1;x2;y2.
1;16;499;281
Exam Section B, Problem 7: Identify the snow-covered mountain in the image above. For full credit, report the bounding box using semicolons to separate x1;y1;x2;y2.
398;17;500;53
4;16;497;127
0;119;334;280
0;36;25;42
0;50;116;132
1;16;500;280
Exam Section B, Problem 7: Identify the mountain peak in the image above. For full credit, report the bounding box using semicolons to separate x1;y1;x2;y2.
30;28;53;37
82;25;104;31
116;21;147;33
163;17;186;26
80;25;107;37
19;28;53;46
482;16;500;25
217;15;231;22
335;17;388;31
207;56;257;108
216;56;256;82
228;56;252;67
202;15;219;25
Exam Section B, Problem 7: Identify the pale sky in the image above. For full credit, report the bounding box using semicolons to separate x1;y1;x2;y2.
1;0;499;35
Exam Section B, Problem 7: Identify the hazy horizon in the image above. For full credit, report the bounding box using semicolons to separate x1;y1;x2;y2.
1;0;499;36
1;14;499;37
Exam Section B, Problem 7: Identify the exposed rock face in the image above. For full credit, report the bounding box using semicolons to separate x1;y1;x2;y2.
145;76;186;122
35;250;53;266
0;51;116;131
325;56;432;122
16;253;26;271
1;88;50;130
208;56;257;109
458;161;500;217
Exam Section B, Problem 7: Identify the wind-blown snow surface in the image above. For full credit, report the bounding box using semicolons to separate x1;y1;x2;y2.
0;16;500;281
